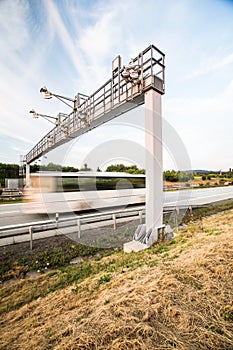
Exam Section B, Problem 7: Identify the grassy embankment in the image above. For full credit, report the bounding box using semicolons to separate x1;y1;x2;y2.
0;204;233;349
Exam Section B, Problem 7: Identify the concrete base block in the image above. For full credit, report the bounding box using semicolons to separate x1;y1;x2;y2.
123;240;149;253
133;224;166;246
164;224;175;239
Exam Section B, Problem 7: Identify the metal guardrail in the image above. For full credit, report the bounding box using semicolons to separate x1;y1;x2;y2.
0;206;147;249
0;203;209;248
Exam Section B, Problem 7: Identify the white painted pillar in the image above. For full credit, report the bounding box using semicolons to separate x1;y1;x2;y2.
145;89;163;242
25;163;30;188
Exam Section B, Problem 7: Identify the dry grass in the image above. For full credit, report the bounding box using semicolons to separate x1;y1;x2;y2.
0;210;233;349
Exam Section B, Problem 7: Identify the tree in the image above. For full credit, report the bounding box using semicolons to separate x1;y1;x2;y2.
30;164;40;173
164;170;178;182
105;164;145;174
31;163;79;173
80;163;92;171
62;165;79;172
37;162;61;171
0;162;20;186
178;171;194;182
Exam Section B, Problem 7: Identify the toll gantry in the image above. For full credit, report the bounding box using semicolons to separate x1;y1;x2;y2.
24;44;165;250
25;44;164;164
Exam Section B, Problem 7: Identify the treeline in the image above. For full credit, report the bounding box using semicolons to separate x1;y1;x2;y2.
0;163;20;186
30;163;79;173
163;170;194;182
105;164;194;182
1;162;232;187
30;162;92;172
0;162;80;187
105;164;145;174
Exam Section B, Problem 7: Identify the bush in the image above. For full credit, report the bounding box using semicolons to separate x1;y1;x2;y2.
164;170;178;182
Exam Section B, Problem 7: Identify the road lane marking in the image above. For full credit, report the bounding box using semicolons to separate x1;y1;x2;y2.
165;193;233;207
0;210;20;215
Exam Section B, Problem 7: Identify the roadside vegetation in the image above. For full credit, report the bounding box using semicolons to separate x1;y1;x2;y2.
0;237;109;282
0;162;20;186
0;203;233;349
1;199;233;283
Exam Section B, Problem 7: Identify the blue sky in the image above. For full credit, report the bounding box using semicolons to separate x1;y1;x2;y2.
0;0;233;171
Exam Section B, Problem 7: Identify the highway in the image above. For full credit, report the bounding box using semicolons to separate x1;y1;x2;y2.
164;185;233;208
0;186;232;227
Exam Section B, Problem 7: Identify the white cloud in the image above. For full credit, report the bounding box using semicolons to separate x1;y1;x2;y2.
164;79;233;169
43;1;86;76
0;1;29;53
0;0;233;170
0;122;35;145
78;3;127;61
165;78;233;118
0;1;71;154
188;52;233;78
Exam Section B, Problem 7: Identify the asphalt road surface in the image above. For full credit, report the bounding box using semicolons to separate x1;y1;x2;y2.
0;186;232;227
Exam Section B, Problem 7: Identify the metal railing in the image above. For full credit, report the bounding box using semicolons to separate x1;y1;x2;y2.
0;203;209;249
0;206;146;249
25;44;165;163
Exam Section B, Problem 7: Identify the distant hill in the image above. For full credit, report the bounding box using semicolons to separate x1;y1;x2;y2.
185;169;221;174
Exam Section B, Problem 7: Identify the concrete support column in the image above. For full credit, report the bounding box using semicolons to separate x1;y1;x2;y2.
145;89;163;242
25;163;30;188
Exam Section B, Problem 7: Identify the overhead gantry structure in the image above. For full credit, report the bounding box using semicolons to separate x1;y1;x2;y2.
25;45;164;163
24;44;165;250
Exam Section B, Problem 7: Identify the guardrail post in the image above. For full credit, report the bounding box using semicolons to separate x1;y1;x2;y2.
139;211;143;224
77;219;81;239
29;226;34;250
55;213;59;229
112;214;116;230
175;207;179;228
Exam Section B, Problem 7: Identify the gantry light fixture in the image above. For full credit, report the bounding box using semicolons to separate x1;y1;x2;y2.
40;86;77;110
121;59;141;83
29;109;63;126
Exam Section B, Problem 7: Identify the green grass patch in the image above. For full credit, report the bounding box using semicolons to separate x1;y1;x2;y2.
204;228;222;236
0;239;108;282
151;244;170;254
99;274;111;285
0;243;177;315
